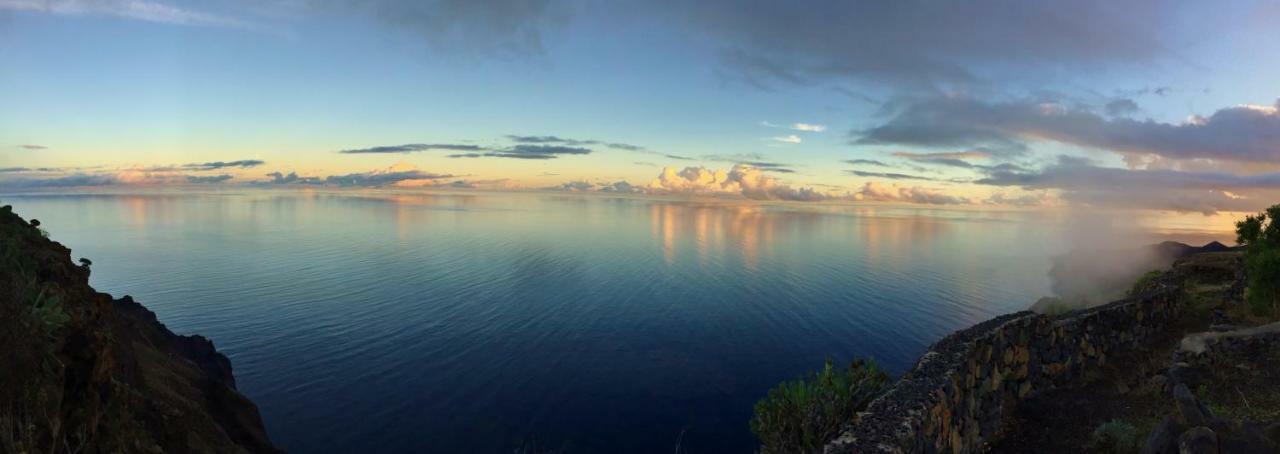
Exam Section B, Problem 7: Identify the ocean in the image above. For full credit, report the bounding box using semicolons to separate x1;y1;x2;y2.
0;190;1217;453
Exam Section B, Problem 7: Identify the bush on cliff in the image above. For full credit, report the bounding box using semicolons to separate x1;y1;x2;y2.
1128;270;1163;296
1235;204;1280;316
750;359;889;454
1088;419;1142;453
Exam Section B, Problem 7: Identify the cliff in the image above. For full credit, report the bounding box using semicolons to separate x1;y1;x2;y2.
824;248;1280;453
0;205;280;453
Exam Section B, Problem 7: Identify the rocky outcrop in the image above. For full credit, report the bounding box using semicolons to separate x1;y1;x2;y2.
0;205;279;453
1142;322;1280;453
824;285;1185;453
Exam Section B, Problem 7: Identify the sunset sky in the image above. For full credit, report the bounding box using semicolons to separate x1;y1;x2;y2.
3;1;1280;220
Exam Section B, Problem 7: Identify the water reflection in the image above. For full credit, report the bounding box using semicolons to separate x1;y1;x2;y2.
0;190;1234;454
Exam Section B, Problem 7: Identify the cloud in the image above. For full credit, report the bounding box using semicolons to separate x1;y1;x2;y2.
889;150;1027;173
338;143;484;154
186;174;233;184
0;0;257;29
1104;98;1139;116
845;170;935;181
704;154;796;172
976;155;1280;214
0;167;59;173
859;96;1280;163
323;163;455;187
506;135;589;145
852;181;969;205
449;144;591;160
893;150;991;160
761;121;826;132
648;164;827;201
446;178;515;189
770;134;802;144
740;161;795;173
292;0;571;56
600;181;642;193
842;159;890;167
264;171;322;185
505;134;653;153
548;181;594;191
985;191;1052;207
17;144;46;150
664;1;1177;90
182;159;265;171
0;173;118;189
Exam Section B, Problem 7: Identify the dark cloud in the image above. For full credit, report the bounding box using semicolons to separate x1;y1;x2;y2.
506;135;588;145
265;171;323;185
842;159;890;167
858;97;1280;163
186;174;234;184
505;134;649;152
846;170;935;181
600;181;642;193
1104;98;1140;116
287;1;1191;92
304;0;571;56
324;170;456;186
339;143;485;154
976;155;1280;214
183;160;266;171
18;145;47;150
548;181;594;191
449;144;592;160
704;153;795;172
0;167;59;173
664;0;1175;90
741;161;795;173
890;151;1028;173
0;173;118;188
607;143;644;151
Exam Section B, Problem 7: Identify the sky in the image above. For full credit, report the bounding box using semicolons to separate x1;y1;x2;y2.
2;0;1280;223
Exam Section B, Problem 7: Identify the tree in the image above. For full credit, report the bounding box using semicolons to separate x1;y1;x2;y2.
1235;204;1280;316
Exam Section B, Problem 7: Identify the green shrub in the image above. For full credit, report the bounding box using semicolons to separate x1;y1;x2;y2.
1128;270;1162;296
1089;419;1141;453
1236;205;1280;317
750;359;889;454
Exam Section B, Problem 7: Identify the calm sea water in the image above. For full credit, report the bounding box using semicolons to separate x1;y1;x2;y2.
0;190;1202;453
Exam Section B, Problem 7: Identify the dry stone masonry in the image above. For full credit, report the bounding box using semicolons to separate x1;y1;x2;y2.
825;287;1184;453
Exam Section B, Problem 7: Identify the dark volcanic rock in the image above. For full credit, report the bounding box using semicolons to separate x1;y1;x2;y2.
1141;416;1183;454
0;206;279;453
1174;383;1211;427
1178;426;1219;454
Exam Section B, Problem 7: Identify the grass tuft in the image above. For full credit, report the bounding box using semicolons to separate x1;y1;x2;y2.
750;359;889;454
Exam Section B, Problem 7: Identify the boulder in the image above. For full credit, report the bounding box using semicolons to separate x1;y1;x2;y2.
1173;383;1210;427
1140;416;1182;454
1177;426;1218;454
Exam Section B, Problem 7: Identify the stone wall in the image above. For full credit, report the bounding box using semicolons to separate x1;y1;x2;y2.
1176;322;1280;368
824;287;1184;454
